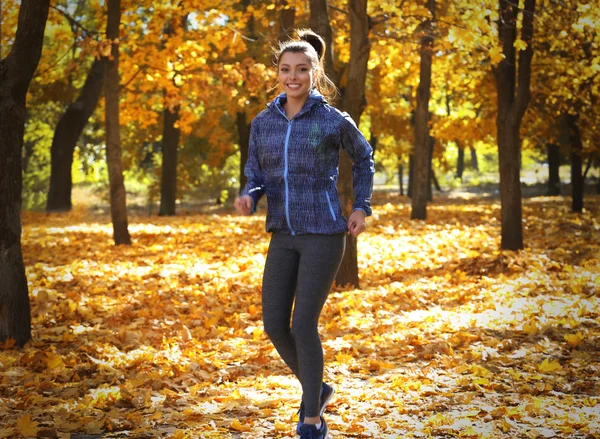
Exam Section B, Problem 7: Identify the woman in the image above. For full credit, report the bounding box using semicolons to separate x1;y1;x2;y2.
234;29;374;439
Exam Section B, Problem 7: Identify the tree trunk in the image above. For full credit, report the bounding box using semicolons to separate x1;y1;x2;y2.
336;0;370;288
428;135;435;201
493;0;536;250
159;104;180;216
47;58;105;212
566;113;584;212
470;145;479;172
370;131;377;154
456;144;465;179
408;154;414;198
411;0;435;220
309;0;369;288
547;143;561;195
237;111;251;195
309;0;338;88
278;0;295;41
398;162;404;196
105;0;131;244
0;0;50;346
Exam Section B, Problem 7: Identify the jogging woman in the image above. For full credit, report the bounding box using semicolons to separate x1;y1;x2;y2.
234;29;374;439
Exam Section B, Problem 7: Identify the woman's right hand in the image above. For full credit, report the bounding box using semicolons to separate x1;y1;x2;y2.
234;195;253;215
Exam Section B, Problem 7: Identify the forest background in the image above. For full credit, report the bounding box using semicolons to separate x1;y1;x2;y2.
1;0;599;438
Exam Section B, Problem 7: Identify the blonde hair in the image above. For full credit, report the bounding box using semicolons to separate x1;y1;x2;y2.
274;29;338;102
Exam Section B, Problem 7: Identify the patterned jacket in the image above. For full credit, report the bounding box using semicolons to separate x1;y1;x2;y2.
241;90;374;235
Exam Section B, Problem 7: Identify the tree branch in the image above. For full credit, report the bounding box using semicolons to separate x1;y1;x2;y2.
50;5;100;37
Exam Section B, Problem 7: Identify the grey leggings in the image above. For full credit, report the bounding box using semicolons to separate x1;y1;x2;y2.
262;232;346;418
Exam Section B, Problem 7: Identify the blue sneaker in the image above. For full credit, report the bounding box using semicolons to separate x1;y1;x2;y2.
298;417;328;439
297;383;334;433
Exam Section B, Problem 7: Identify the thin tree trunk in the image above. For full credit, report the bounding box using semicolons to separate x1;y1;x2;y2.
47;58;105;212
411;0;435;220
278;0;295;41
582;157;592;181
547;143;561;195
237;111;251;195
159;103;180;216
370;131;377;154
398;161;404;195
335;0;370;288
105;0;131;244
408;154;414;198
567;113;584;212
309;0;338;89
456;144;465;179
470;145;479;172
428;135;436;201
0;0;50;346
158;16;187;216
493;0;536;250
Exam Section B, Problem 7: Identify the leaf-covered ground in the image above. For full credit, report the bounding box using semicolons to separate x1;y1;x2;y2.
2;193;599;439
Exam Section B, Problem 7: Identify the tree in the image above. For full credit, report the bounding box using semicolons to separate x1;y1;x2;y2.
159;16;187;216
411;0;436;220
493;0;536;250
308;0;372;288
0;0;50;346
46;58;105;212
547;143;561;196
104;0;131;244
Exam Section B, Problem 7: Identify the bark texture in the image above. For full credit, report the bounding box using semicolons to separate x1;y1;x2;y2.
237;112;251;195
336;0;371;288
566;113;584;212
104;0;131;244
456;145;465;180
0;0;50;346
494;0;536;250
411;0;435;220
47;58;105;212
159;104;180;216
547;143;561;196
278;0;296;41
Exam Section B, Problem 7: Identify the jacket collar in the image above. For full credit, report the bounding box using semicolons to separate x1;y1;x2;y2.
268;89;326;120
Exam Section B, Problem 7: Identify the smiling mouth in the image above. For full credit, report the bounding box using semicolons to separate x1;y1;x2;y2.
287;84;302;89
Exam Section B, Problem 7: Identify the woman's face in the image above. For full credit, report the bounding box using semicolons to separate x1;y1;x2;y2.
278;51;314;101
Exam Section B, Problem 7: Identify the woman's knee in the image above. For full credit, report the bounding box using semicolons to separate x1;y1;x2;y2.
290;319;318;342
263;319;290;342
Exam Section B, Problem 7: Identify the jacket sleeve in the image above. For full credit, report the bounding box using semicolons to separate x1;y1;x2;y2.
240;120;265;213
339;113;375;216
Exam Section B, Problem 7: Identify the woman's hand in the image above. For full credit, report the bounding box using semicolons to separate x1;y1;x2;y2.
347;209;367;237
234;195;253;215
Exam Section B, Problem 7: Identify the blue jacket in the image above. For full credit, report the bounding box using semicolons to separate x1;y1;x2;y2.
241;90;375;235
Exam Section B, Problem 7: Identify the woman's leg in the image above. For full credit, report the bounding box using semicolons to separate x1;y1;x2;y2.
262;233;301;377
291;234;345;418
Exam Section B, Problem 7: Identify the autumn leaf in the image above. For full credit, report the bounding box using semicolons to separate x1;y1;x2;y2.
230;419;251;432
514;38;528;51
539;359;563;374
564;332;584;348
16;414;39;437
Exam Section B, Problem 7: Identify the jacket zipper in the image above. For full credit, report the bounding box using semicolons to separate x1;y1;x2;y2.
276;104;296;236
325;191;336;221
283;120;295;235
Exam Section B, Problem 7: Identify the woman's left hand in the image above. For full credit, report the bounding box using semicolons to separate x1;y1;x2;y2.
347;209;367;237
